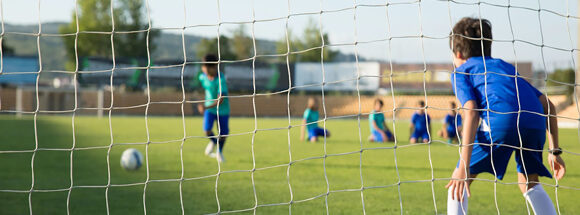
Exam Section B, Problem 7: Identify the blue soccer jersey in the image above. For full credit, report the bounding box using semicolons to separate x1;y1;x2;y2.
444;114;462;134
451;56;551;179
411;112;430;134
451;56;545;131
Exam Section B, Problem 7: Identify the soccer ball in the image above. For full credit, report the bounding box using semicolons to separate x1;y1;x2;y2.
120;148;143;171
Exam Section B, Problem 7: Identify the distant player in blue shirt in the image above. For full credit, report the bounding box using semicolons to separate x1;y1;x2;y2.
438;101;462;144
197;54;230;163
300;97;330;142
446;17;565;215
410;100;431;144
368;99;394;143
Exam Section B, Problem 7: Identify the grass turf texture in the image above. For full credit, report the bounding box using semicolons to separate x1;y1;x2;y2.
0;115;579;214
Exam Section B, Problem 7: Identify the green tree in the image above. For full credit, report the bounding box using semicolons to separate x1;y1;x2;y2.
114;0;159;59
1;38;15;56
547;68;575;98
195;35;236;61
60;0;157;70
276;29;298;62
276;19;338;62
230;25;253;60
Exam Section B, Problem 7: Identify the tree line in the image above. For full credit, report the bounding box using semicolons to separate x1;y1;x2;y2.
59;0;337;70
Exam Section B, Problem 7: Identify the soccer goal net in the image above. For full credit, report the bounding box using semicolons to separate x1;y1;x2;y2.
0;0;578;214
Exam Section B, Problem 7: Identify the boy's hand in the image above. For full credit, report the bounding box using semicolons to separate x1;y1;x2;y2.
549;154;566;180
197;104;205;114
445;167;471;202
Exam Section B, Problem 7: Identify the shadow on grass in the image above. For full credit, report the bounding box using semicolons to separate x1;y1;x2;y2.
0;116;145;214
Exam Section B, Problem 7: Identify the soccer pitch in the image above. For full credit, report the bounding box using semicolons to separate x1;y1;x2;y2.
1;115;579;214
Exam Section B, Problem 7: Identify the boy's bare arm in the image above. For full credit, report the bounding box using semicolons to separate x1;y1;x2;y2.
300;119;306;141
538;94;566;180
204;97;224;109
446;100;479;200
458;100;479;170
538;94;559;149
442;123;449;137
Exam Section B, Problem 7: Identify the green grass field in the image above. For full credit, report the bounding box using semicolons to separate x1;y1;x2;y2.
0;115;579;214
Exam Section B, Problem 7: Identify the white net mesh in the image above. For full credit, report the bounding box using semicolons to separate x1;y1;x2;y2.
0;0;578;214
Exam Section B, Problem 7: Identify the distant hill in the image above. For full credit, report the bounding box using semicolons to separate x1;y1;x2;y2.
2;22;361;72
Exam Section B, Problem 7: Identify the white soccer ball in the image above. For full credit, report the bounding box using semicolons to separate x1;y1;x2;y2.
120;148;143;171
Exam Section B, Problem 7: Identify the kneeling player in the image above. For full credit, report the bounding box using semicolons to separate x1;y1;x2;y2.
410;100;431;144
368;99;394;143
438;101;462;144
446;17;565;215
300;97;330;142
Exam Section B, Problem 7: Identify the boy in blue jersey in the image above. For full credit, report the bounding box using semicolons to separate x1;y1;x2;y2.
446;18;565;215
438;101;462;144
368;99;394;143
197;54;230;163
300;97;330;142
410;100;431;144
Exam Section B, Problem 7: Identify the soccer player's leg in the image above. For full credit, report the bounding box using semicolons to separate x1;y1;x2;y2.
216;114;230;163
447;130;512;215
467;131;514;180
410;130;419;144
438;129;446;138
307;128;317;142
515;129;556;215
421;132;430;143
447;129;457;144
384;129;394;142
322;127;330;138
371;130;384;143
311;127;328;142
308;127;328;142
368;133;376;142
203;110;218;157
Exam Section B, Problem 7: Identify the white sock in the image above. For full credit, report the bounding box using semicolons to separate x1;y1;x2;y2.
523;184;557;215
447;185;468;215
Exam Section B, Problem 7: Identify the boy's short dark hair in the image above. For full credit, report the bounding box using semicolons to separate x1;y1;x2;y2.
418;100;425;107
450;101;456;108
375;98;384;107
202;54;218;68
450;17;492;59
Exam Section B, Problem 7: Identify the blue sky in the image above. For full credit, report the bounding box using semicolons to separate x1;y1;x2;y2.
3;0;578;71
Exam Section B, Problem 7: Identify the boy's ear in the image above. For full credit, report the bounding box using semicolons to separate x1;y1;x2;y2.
455;51;467;60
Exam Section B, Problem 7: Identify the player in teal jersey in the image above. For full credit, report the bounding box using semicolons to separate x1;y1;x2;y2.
368;99;394;143
197;54;230;163
300;97;330;142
